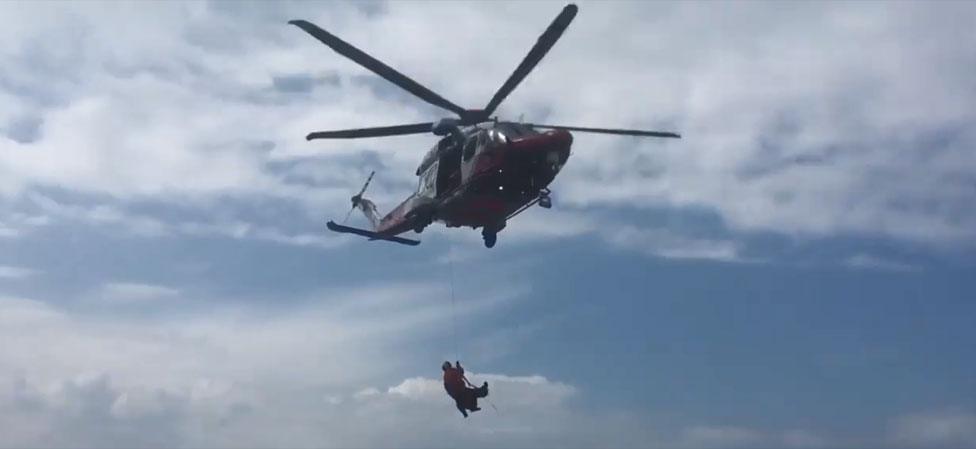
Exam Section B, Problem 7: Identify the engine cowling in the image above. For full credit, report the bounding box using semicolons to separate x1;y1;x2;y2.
431;118;461;137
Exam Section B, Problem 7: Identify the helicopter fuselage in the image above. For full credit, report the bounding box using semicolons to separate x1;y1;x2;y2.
372;122;572;238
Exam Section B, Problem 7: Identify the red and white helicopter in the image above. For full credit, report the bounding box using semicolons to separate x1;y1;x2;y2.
290;4;679;248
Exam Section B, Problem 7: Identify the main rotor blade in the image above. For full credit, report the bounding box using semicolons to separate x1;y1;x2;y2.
289;20;468;118
482;4;578;117
306;122;434;140
528;123;681;138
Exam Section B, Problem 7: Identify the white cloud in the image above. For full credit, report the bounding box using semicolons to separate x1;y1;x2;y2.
0;279;529;402
602;224;744;263
429;208;748;264
0;288;650;449
1;1;973;257
19;193;346;250
0;224;20;238
678;425;766;449
782;429;835;449
352;387;381;401
673;426;844;449
0;265;36;279
0;212;49;239
844;253;919;272
385;376;443;401
0;296;65;326
0;367;631;449
888;411;976;448
0;290;964;448
99;282;180;303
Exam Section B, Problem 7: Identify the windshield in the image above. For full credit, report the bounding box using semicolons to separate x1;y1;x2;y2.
494;123;536;140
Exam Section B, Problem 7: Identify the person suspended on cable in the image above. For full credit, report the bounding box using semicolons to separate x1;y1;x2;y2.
442;361;488;418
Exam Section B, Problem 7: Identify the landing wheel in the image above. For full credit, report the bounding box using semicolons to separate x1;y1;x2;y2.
413;214;434;234
482;229;497;248
539;195;552;209
538;188;552;209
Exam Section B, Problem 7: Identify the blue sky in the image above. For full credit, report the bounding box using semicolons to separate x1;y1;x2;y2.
1;1;975;448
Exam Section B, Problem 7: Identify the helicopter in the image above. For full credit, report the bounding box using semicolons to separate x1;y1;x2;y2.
290;3;680;248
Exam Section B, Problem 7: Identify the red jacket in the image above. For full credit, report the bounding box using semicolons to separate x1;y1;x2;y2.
443;366;465;396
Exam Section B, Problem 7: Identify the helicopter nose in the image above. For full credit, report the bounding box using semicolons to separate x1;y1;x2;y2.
547;129;572;147
545;130;572;167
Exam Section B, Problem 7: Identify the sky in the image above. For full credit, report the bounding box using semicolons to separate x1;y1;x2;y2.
1;1;975;448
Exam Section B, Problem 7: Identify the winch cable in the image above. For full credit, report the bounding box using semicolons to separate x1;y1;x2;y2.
448;244;459;362
447;245;499;414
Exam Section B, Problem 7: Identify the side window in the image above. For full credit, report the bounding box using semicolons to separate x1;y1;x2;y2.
418;162;438;197
462;136;477;161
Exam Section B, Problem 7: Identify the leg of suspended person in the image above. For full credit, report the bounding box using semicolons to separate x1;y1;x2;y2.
463;389;481;413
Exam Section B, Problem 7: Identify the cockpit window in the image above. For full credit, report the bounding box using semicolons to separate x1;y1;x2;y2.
494;123;535;140
488;129;507;145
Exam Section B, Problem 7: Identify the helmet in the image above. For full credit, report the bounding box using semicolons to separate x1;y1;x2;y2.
442;361;452;371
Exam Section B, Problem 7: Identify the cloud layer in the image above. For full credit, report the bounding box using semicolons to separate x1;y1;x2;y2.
2;289;972;448
1;2;974;448
2;2;975;257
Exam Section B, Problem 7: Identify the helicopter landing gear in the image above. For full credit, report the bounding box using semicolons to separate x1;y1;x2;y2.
482;231;497;248
538;188;552;209
413;218;429;234
412;212;435;234
482;222;504;248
